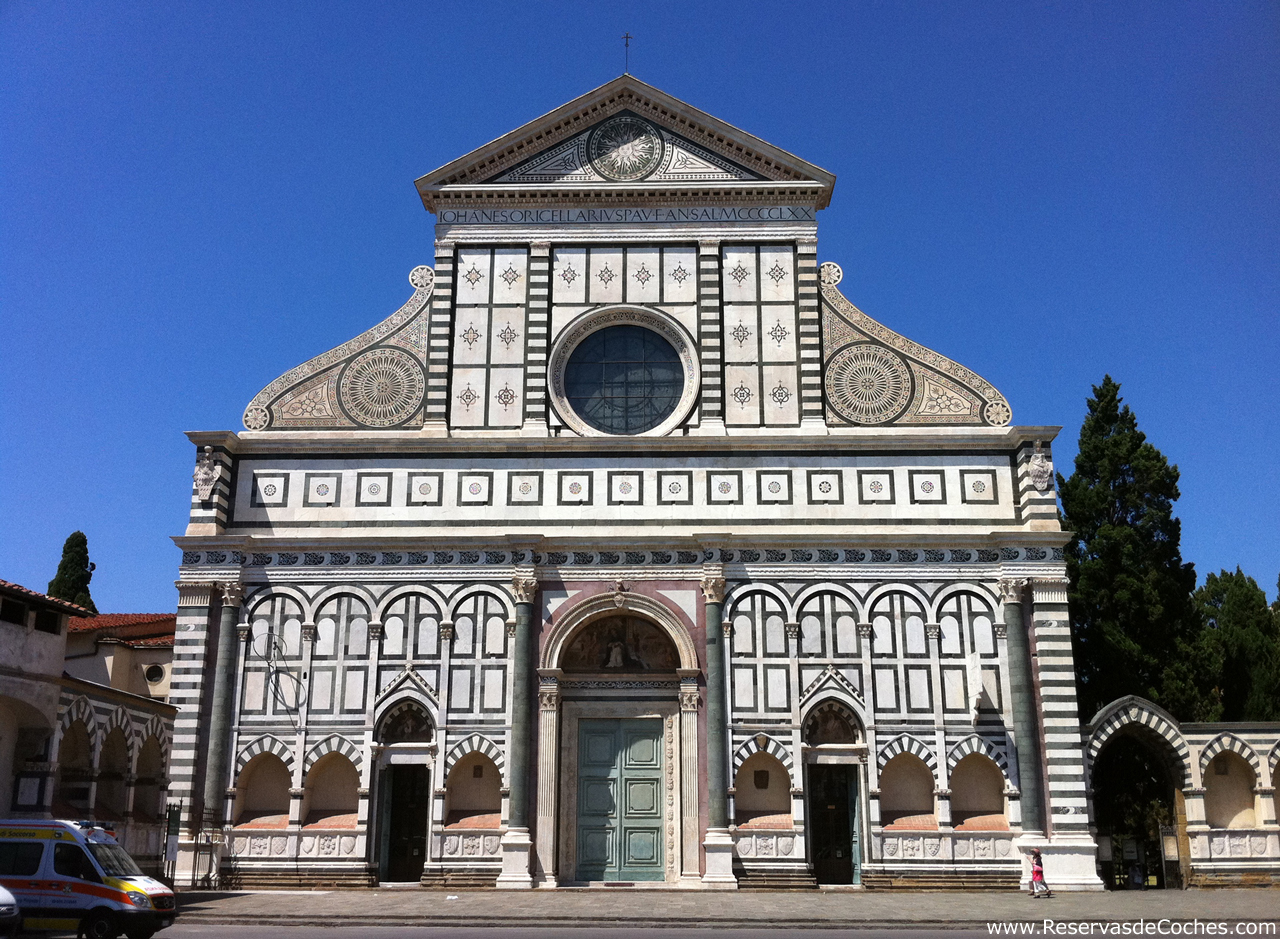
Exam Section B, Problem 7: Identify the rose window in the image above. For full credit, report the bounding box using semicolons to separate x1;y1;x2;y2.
562;325;684;435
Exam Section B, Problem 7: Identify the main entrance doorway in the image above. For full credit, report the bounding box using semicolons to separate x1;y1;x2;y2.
809;764;860;884
576;718;664;882
380;764;429;882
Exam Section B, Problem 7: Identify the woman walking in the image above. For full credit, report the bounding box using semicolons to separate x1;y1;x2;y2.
1029;848;1054;898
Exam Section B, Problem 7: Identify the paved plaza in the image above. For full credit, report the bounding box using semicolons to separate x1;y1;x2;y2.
174;888;1280;930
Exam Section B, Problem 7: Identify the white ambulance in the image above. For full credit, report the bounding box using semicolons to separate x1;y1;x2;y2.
0;820;176;939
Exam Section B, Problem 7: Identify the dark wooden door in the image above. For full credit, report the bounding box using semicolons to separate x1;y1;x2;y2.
810;764;856;884
383;764;429;882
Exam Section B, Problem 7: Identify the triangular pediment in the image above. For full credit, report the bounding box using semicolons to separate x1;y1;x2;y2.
416;75;835;210
488;110;762;184
375;664;439;706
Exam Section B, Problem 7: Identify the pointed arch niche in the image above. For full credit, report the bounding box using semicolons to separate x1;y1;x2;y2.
534;589;701;886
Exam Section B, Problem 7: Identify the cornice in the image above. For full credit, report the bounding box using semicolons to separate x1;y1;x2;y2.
187;425;1062;457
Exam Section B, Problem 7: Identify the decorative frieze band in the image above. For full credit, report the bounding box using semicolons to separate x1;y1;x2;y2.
180;544;1065;570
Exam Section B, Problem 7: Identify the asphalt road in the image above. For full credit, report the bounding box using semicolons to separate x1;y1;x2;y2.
157;930;997;938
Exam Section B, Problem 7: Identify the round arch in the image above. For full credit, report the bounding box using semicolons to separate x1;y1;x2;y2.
244;585;309;620
732;733;793;773
724;583;797;621
444;733;506;781
800;695;866;745
947;734;1010;778
927;583;1000;622
306;584;378;621
304;734;363;773
862;583;931;618
235;734;296;776
791;583;865;620
55;696;99;763
446;584;516;623
374;584;449;622
1199;733;1261;776
877;732;938;773
374;697;437;743
1084;696;1191;789
541;591;698;671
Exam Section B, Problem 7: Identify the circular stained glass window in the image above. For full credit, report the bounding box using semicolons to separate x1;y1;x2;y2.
563;325;684;435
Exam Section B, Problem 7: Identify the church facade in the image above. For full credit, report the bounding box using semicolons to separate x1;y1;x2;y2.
168;77;1279;890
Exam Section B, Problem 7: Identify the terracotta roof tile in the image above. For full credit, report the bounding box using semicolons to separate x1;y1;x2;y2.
68;613;176;648
68;613;176;632
0;579;93;616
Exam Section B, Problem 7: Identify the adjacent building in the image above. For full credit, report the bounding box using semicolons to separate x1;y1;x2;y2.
0;581;176;874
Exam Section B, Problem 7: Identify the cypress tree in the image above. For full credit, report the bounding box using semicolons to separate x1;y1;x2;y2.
47;531;98;614
1195;568;1280;721
1058;376;1204;720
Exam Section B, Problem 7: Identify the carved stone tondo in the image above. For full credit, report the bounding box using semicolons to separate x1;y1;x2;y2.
819;261;843;286
825;343;913;425
338;346;425;428
243;404;269;432
408;265;434;291
192;446;218;500
587;115;664;182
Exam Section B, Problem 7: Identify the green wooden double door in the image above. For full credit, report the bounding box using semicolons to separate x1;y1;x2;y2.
576;719;664;882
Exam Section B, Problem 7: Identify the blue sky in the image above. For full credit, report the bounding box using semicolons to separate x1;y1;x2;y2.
2;2;1277;612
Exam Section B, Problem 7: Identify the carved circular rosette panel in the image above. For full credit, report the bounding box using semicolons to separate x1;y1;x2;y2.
824;342;913;425
243;404;270;431
587;115;664;181
983;399;1012;426
338;346;425;428
408;265;434;291
819;261;843;286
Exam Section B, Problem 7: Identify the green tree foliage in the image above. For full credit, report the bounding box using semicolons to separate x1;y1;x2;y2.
1058;376;1206;721
1194;568;1280;721
47;530;98;614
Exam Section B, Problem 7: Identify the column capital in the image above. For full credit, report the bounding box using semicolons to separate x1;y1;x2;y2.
511;576;538;604
301;621;317;643
236;620;252;641
219;582;245;607
529;240;551;255
994;622;1008;639
998;578;1028;604
538;678;560;711
784;621;800;640
439;620;455;640
700;576;726;604
857;622;873;638
368;620;384;642
698;238;721;253
925;623;941;640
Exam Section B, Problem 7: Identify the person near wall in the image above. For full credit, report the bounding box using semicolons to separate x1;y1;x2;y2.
1029;848;1054;898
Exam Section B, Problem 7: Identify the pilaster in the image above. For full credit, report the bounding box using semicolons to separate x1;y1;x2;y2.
693;239;726;434
423;239;455;435
522;242;551;436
